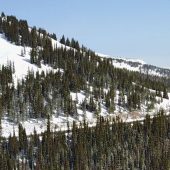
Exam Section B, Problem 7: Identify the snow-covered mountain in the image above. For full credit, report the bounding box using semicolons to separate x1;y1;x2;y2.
0;29;170;138
96;53;170;78
1;33;170;84
0;33;68;86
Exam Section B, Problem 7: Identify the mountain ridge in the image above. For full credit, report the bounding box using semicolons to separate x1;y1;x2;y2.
1;31;170;82
0;13;170;138
96;52;170;78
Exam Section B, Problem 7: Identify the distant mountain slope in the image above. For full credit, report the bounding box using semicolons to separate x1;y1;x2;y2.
97;53;170;78
1;32;170;84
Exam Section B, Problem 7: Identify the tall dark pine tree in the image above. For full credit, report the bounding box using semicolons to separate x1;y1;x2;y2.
19;20;30;46
60;35;65;45
163;87;169;99
30;26;37;48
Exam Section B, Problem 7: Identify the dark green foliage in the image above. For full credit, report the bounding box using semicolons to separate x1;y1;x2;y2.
0;13;169;121
0;13;170;169
60;35;65;44
163;87;169;99
0;114;169;169
19;20;30;46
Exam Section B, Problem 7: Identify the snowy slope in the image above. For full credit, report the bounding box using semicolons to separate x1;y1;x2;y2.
96;52;170;77
0;34;170;137
2;91;170;138
0;34;65;86
0;33;169;83
96;53;146;65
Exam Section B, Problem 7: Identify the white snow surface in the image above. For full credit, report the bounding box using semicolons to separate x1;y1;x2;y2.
1;91;169;138
0;34;170;137
70;91;86;104
0;34;64;86
96;52;146;64
96;52;170;77
0;33;168;84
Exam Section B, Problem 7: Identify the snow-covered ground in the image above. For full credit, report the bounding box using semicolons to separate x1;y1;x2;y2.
0;34;170;137
96;52;170;77
0;33;169;83
0;34;64;87
96;52;146;65
1;91;170;138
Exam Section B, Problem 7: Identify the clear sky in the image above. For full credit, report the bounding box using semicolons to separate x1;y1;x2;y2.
0;0;170;68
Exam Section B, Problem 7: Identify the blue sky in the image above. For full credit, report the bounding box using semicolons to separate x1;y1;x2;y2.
0;0;170;68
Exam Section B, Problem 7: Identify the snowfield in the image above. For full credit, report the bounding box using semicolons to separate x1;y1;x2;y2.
0;34;170;137
96;52;170;77
96;52;146;65
1;91;170;137
0;34;64;86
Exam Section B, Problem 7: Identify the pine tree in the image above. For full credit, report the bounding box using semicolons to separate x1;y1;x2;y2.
163;87;169;99
60;35;65;45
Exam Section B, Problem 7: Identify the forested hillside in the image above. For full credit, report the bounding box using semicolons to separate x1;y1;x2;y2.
0;112;169;169
0;12;170;134
0;12;170;169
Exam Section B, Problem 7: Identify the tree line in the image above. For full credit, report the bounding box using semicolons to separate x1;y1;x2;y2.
0;112;169;169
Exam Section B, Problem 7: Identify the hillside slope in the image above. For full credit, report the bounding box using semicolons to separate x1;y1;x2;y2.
0;14;170;137
1;33;170;137
1;33;170;83
97;53;170;77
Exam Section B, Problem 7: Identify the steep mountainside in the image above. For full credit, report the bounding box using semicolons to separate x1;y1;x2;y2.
0;13;170;137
